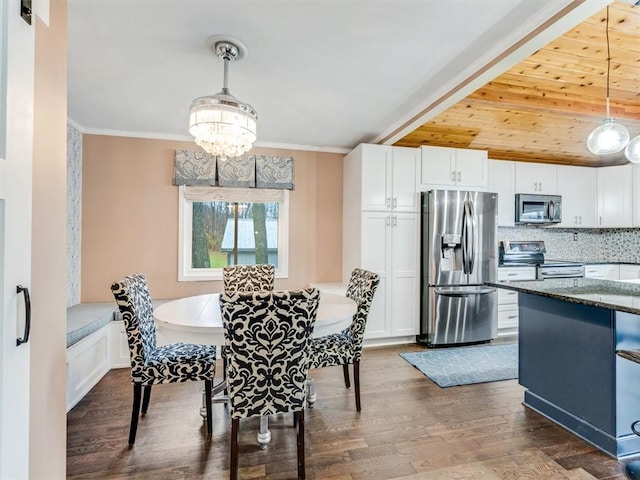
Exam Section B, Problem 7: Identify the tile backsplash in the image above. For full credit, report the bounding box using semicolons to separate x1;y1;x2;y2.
499;227;640;263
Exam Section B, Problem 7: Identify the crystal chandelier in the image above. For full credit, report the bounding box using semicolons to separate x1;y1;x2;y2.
189;37;257;160
586;6;639;162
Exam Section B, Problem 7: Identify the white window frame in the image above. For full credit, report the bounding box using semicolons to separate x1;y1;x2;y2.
178;185;289;281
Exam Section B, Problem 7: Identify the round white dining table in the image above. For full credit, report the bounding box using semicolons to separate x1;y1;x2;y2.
153;291;356;446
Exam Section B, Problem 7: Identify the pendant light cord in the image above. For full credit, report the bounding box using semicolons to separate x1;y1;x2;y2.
605;5;611;117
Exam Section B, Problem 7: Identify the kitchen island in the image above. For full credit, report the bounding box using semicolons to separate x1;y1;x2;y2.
487;277;640;460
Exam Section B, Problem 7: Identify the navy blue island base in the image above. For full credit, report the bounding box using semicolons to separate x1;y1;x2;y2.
486;276;640;461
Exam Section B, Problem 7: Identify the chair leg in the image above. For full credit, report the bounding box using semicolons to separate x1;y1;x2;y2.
129;383;142;446
342;364;351;388
230;418;239;480
205;379;213;436
354;361;361;412
141;385;152;414
296;410;305;480
223;356;228;396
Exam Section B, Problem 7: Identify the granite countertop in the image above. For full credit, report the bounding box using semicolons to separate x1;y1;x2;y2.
498;261;640;268
486;277;640;315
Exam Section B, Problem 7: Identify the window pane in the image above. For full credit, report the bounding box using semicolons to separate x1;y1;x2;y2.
191;201;279;269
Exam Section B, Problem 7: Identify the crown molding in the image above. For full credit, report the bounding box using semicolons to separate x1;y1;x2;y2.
65;120;350;154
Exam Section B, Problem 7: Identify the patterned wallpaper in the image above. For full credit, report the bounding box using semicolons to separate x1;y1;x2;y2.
67;124;82;307
499;227;640;263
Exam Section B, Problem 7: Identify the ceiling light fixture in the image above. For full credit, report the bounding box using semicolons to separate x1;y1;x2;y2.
189;36;257;160
587;6;630;157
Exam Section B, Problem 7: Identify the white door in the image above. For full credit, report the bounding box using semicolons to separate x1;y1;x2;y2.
360;211;390;338
557;166;596;228
420;145;455;186
391;147;419;213
488;160;515;226
515;162;557;194
597;165;632;227
0;2;35;478
454;148;488;188
390;213;419;336
360;144;392;211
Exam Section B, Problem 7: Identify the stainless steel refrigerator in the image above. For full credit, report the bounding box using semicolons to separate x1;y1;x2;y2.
417;190;498;347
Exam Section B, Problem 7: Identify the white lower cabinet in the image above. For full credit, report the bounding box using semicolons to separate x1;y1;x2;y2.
620;265;640;281
497;267;536;335
584;264;620;280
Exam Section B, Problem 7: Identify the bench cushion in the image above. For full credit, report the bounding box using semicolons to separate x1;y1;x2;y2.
66;303;117;348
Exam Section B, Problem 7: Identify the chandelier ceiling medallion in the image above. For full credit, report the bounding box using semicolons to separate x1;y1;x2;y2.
189;36;257;160
586;6;639;163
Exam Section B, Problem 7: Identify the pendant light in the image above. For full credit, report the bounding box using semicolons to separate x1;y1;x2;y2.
189;36;257;160
626;135;640;163
586;6;630;156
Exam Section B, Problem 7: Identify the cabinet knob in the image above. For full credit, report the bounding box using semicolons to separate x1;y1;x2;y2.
456;171;461;182
392;197;397;208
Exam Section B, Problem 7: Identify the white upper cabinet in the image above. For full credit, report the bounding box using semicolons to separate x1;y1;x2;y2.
488;160;515;226
514;162;557;194
632;165;640;227
557;165;597;228
597;165;632;228
359;144;419;212
420;146;488;190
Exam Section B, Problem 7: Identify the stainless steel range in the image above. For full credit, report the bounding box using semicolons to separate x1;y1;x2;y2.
499;241;584;279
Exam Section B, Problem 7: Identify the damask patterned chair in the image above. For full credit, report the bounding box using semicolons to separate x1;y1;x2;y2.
309;268;380;411
111;273;217;446
222;264;275;292
219;288;320;480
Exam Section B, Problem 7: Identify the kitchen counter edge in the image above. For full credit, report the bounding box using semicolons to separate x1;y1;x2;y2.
486;278;640;315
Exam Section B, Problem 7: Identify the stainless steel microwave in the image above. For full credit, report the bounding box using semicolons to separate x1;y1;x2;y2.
515;194;562;225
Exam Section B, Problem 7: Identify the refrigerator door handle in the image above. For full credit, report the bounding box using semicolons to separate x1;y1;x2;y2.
466;201;476;274
461;200;475;275
462;203;468;274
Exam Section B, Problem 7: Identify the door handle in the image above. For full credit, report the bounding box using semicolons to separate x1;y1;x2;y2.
16;285;31;346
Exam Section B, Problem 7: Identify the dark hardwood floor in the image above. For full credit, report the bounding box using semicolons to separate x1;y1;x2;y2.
67;343;628;479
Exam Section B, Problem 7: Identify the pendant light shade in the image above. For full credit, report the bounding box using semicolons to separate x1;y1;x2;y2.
626;135;640;164
586;6;635;160
587;117;630;155
189;37;257;160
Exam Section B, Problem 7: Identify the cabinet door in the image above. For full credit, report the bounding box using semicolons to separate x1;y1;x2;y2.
390;213;419;336
515;163;557;194
585;264;620;280
488;160;515;226
557;166;596;228
619;265;640;281
420;146;455;186
455;149;488;188
391;147;419;212
361;144;392;211
597;165;632;228
360;212;390;338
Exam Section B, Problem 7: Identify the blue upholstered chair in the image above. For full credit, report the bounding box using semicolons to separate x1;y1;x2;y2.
222;264;275;292
111;273;217;446
219;288;320;480
308;268;380;411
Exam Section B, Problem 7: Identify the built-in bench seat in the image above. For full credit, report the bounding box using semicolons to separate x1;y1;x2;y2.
66;300;170;412
66;302;118;348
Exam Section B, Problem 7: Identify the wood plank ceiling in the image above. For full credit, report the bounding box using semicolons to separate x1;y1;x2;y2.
394;1;640;167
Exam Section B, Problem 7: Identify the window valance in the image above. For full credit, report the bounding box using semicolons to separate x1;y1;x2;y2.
173;150;294;190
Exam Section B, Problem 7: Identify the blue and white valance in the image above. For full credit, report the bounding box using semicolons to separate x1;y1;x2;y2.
173;150;294;190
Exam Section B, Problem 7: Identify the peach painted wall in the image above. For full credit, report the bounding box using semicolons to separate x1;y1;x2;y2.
31;0;68;477
81;136;344;302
